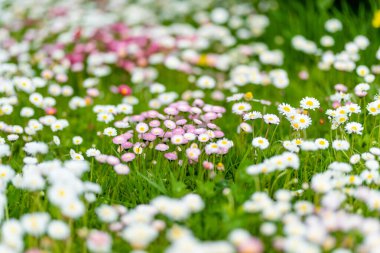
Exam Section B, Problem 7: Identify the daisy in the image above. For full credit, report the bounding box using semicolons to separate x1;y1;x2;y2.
367;101;380;115
361;170;379;184
186;148;201;160
21;213;50;236
135;123;149;133
232;102;252;115
293;114;312;130
205;143;220;154
252;137;269;150
47;220;70;240
171;135;184;145
334;114;348;125
104;127;117;136
349;154;361;164
332;140;350;151
294;201;313;216
86;148;101;157
87;230;112;253
133;145;143;155
198;134;210;143
344;103;361;114
263;114;280;125
292;138;303;146
278;103;295;115
370;147;380;156
53;136;60;146
96;205;118;223
121;223;158;249
315;138;329;149
325;18;342;33
217;138;234;149
24;142;48;156
70;150;84;160
239;122;253;133
50;119;69;132
72;136;83;145
283;140;300;153
227;93;244;102
97;113;114;123
243;111;262;120
300;97;320;110
196;76;216;89
345;122;363;135
300;141;318;151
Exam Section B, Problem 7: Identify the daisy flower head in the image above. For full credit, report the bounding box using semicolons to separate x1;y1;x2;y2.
87;230;112;253
227;93;244;102
300;97;320;110
239;122;253;133
320;35;335;47
325;18;342;33
291;114;312;130
367;101;380;115
47;220;70;240
292;138;303;146
171;135;184;145
243;111;262;121
252;137;269;150
104;127;117;137
97;113;114;123
345;122;363;135
263;114;280;125
51;119;69;132
72;136;83;145
217;138;234;149
96;205;118;223
332;140;350;151
205;142;220;154
196;75;216;89
24;142;48;156
232;102;252;115
21;213;50;236
370;147;380;156
282;140;300;153
70;149;84;160
333;114;348;125
186;147;201;160
282;152;300;169
315;138;329;149
53;136;60;146
136;122;149;133
344;103;361;114
354;83;370;97
278;103;295;116
300;140;318;151
356;65;370;77
133;144;144;155
86;148;101;157
198;133;210;143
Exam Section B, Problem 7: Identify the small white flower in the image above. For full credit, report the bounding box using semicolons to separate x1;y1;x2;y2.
252;137;269;150
73;136;83;145
104;127;117;137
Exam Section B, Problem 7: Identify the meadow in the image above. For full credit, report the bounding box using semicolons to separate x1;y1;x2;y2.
1;0;380;252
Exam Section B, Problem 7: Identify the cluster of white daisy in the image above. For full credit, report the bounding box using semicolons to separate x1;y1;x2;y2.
92;194;205;251
278;97;320;131
247;152;299;175
293;18;371;73
242;189;380;253
282;138;329;152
